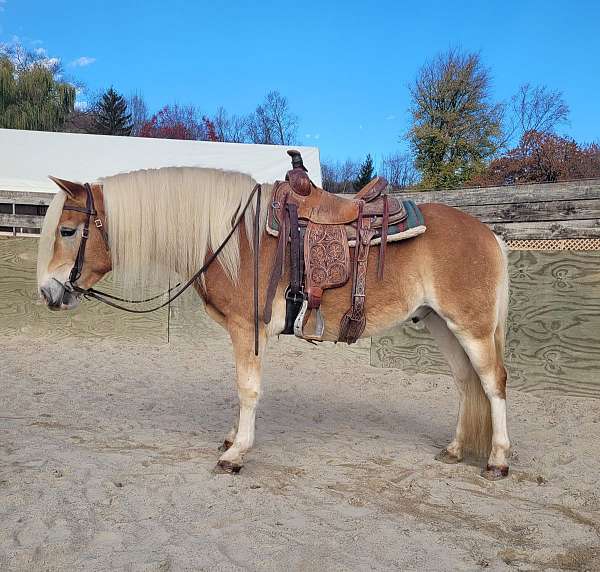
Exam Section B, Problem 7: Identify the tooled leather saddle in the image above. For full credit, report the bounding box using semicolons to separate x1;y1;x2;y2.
264;150;415;344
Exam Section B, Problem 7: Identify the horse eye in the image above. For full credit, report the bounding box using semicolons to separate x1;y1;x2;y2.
60;227;77;238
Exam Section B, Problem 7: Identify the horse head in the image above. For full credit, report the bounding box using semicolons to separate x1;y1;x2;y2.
37;177;111;310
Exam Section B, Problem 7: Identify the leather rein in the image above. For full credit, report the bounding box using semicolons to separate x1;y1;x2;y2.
58;182;263;355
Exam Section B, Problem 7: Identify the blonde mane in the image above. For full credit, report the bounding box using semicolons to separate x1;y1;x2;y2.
101;167;272;292
37;190;67;291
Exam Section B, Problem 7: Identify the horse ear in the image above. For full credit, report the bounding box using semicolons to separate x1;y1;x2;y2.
49;176;86;198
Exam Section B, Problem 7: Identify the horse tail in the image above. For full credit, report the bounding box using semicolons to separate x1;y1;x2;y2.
461;364;493;458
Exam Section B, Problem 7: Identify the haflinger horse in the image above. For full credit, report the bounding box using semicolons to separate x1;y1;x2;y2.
37;166;511;480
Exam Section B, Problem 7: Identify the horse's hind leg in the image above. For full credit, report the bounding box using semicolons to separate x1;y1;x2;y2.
216;322;264;473
423;312;489;465
455;331;510;480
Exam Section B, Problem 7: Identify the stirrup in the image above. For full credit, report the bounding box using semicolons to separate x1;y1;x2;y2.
293;299;325;341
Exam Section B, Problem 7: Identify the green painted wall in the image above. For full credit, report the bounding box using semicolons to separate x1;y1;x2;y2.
371;250;600;398
4;238;600;397
0;237;168;342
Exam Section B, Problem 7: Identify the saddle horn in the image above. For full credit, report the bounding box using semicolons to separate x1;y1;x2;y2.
286;150;312;196
287;149;308;172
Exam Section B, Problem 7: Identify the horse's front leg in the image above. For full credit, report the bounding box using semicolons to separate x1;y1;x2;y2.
218;412;238;452
216;322;264;473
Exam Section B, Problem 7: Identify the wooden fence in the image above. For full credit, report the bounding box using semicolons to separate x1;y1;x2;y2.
0;189;49;235
397;178;600;240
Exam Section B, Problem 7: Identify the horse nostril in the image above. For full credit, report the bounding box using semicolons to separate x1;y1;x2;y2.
40;286;53;304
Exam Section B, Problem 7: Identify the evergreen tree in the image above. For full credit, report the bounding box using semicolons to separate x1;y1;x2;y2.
0;57;75;131
354;154;375;190
94;87;133;136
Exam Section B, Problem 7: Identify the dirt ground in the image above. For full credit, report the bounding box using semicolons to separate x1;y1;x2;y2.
1;318;600;571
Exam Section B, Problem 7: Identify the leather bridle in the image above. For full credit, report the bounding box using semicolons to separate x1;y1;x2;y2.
56;182;263;355
62;183;109;289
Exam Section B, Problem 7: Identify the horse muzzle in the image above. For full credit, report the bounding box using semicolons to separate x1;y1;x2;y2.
40;278;81;310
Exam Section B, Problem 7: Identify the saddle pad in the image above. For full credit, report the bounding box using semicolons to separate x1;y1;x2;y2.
267;181;408;235
346;200;426;246
267;198;426;245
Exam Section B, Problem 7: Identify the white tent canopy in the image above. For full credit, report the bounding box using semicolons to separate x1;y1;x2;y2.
0;129;321;194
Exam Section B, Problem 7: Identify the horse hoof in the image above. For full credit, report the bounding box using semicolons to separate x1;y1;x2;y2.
435;449;463;464
218;440;233;452
214;460;242;474
480;464;509;481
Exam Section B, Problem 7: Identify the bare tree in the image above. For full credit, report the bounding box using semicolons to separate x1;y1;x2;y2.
246;91;298;145
380;152;418;189
0;41;63;78
245;106;274;144
128;92;148;136
510;83;569;137
212;106;248;143
321;158;360;193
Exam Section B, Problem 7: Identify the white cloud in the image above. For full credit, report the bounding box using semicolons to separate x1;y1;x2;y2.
304;133;312;139
70;56;96;67
313;133;320;140
42;57;60;70
386;114;397;121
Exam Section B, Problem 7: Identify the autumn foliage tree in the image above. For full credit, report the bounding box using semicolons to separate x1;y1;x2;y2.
470;131;600;186
408;49;503;189
202;116;218;141
139;104;205;140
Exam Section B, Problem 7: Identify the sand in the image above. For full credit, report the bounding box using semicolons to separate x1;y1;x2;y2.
1;319;599;571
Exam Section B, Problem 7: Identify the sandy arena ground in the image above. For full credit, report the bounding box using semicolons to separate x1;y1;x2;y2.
1;319;600;571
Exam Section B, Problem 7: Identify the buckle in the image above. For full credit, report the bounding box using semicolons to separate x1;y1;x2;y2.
81;227;89;238
94;218;103;228
285;287;305;304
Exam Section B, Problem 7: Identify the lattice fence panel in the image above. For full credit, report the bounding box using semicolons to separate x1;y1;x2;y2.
506;238;600;251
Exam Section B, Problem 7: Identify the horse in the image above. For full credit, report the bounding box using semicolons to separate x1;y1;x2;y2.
37;166;511;480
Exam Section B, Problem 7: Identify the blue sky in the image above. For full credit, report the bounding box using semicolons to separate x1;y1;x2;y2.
1;0;599;166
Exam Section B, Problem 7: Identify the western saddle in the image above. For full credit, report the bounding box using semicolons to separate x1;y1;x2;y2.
264;150;410;344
